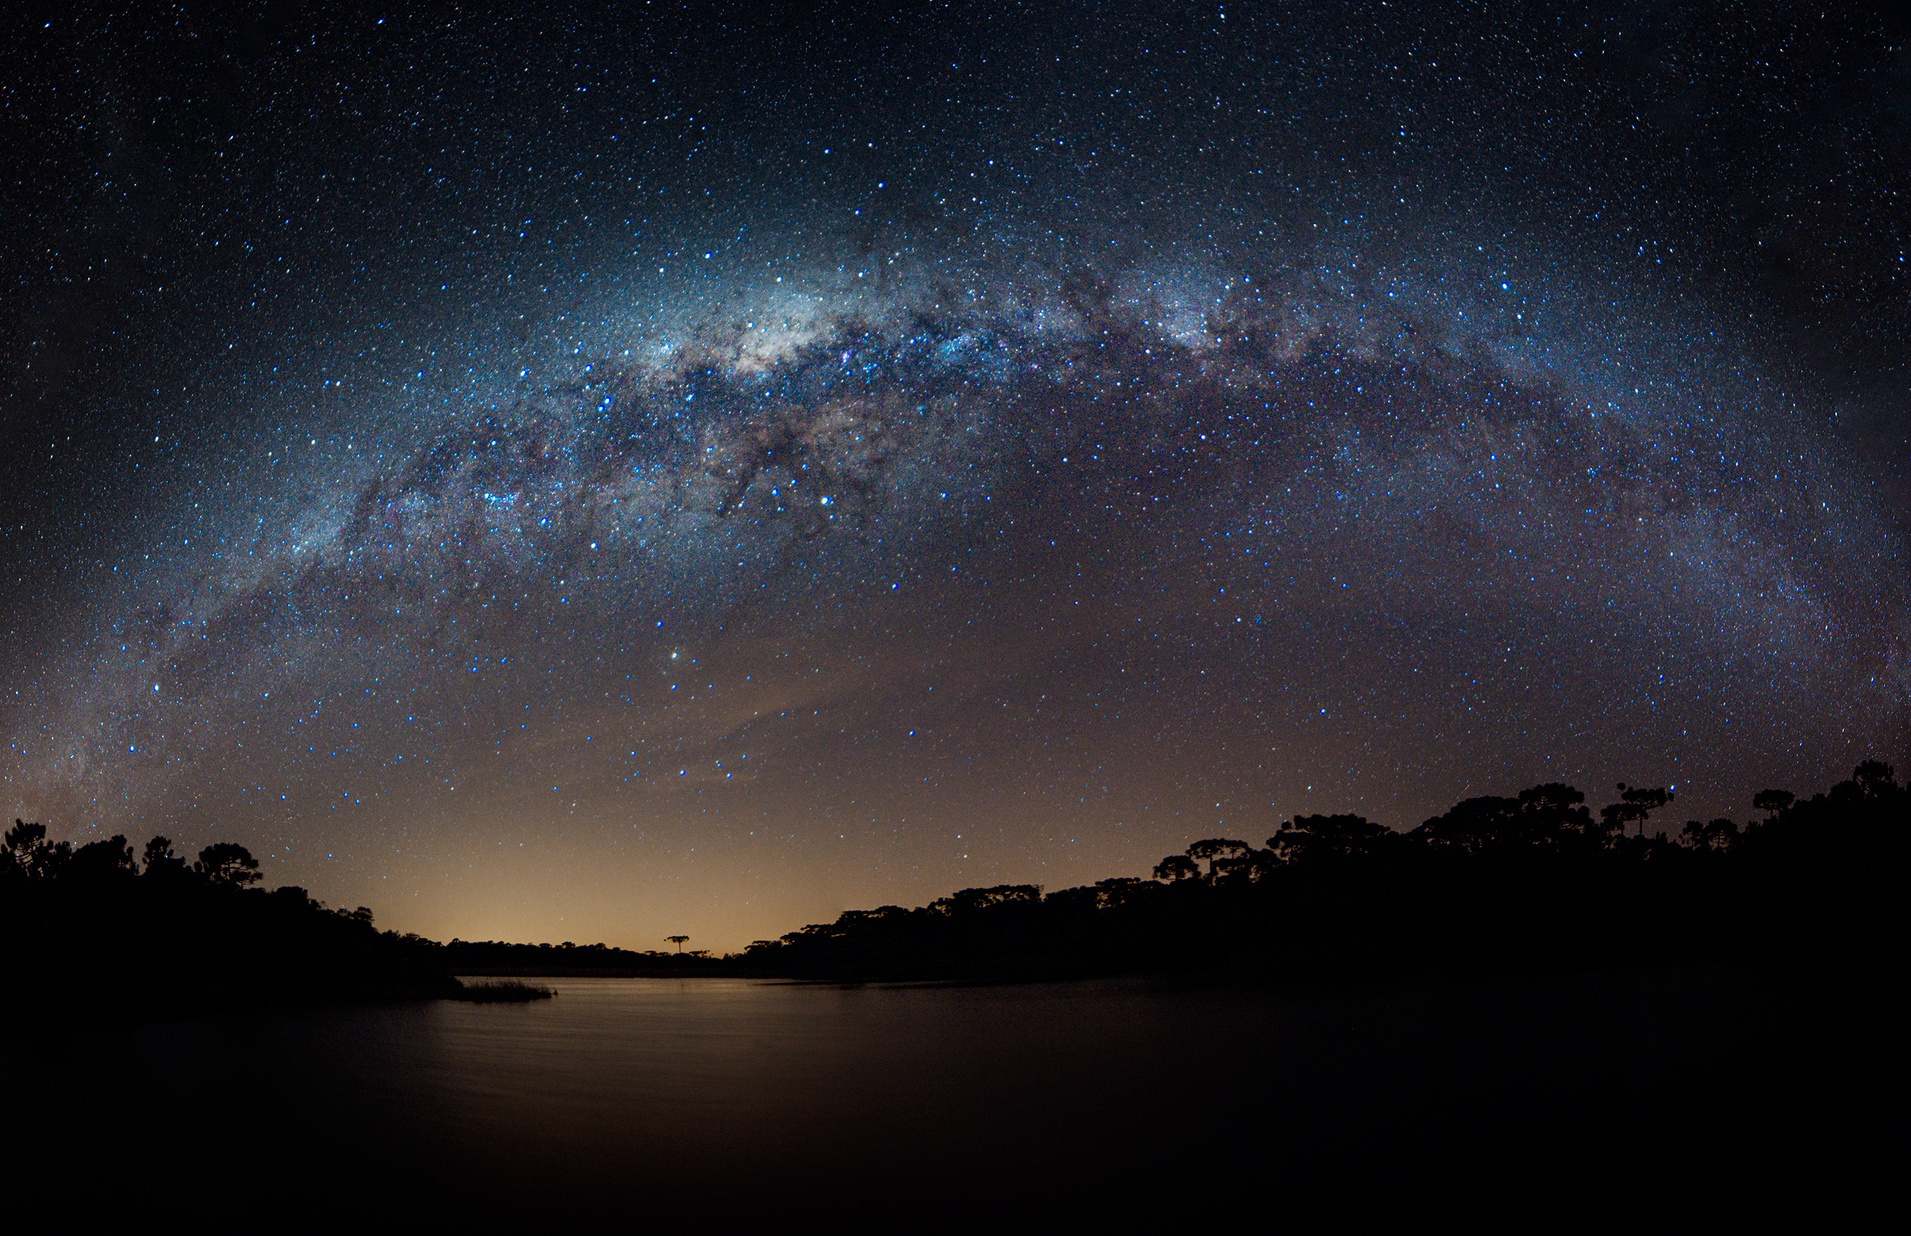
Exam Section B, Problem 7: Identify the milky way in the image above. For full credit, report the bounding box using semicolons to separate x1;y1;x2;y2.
4;4;1907;947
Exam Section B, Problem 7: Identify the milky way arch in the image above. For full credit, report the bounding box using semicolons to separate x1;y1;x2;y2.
5;1;1907;947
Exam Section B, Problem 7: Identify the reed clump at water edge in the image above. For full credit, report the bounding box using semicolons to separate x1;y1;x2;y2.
450;979;557;1003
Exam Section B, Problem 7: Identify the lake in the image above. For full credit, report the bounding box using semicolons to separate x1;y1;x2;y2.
15;966;1899;1225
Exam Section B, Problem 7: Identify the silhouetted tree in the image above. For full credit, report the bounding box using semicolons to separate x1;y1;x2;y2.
1186;839;1252;882
1092;877;1148;909
1850;760;1898;798
1752;789;1794;823
38;839;73;879
1517;784;1606;849
1414;785;1608;853
3;819;46;879
1272;813;1391;864
141;835;190;879
194;843;261;887
666;935;690;952
4;819;44;857
66;835;137;883
1153;854;1199;882
937;885;1043;914
4;820;71;879
1417;796;1523;852
1601;785;1674;840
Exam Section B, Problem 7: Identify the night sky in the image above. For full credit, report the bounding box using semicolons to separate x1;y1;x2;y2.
4;2;1908;951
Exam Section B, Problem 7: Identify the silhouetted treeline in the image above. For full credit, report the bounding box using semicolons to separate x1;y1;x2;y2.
741;762;1911;981
13;760;1904;1017
2;824;457;1030
434;938;727;974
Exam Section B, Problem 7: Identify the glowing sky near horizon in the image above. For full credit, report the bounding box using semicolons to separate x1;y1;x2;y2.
3;2;1907;949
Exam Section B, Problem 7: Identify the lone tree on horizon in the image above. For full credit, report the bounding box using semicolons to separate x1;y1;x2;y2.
666;934;689;953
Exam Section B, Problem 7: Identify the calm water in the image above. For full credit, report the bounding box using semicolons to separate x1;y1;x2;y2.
19;969;1902;1223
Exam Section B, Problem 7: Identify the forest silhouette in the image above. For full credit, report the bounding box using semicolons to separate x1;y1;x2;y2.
5;759;1906;1027
2;823;462;1028
738;760;1910;982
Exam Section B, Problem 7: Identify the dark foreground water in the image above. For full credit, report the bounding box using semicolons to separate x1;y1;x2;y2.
16;966;1903;1226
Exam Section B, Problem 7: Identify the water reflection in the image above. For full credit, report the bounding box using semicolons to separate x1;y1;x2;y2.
413;977;1222;1188
20;969;1900;1223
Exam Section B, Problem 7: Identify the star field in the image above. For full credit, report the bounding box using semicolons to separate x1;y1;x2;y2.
3;2;1907;949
